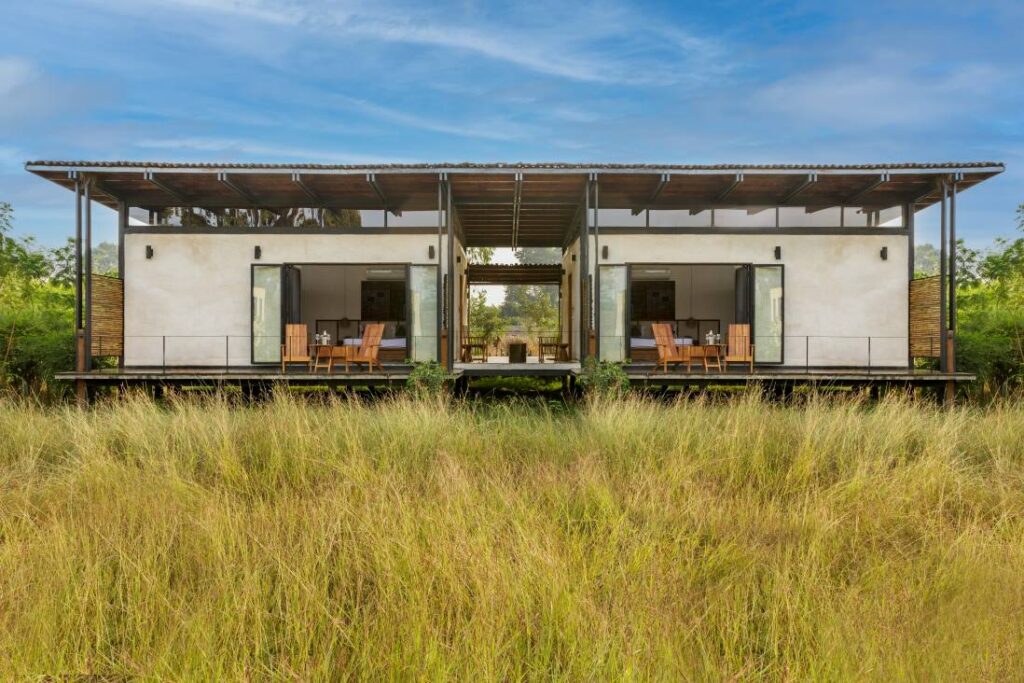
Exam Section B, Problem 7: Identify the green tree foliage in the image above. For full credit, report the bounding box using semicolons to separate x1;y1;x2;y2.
465;247;494;264
468;290;508;343
0;203;75;396
953;203;1024;392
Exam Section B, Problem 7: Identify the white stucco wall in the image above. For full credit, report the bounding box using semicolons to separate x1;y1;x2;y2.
123;232;437;365
598;233;909;367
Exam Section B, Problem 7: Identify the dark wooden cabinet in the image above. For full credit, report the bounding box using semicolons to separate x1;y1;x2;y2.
630;281;674;320
361;281;406;320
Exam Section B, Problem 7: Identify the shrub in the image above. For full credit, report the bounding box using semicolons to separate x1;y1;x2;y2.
406;360;453;397
577;357;630;397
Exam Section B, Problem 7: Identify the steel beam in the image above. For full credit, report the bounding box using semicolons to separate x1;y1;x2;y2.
511;172;523;249
291;173;322;204
939;181;948;373
84;178;93;371
716;173;744;201
366;173;400;216
217;172;256;204
632;173;670;214
846;173;890;204
144;171;190;205
779;172;818;204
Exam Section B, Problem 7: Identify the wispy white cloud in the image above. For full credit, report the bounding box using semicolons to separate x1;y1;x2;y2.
134;136;412;164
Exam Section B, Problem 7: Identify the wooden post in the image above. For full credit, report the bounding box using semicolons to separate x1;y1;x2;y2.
440;328;448;367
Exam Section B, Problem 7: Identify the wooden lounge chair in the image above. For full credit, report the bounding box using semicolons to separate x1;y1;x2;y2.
281;323;311;373
724;323;755;372
652;323;693;373
538;333;569;362
344;322;384;373
460;330;488;363
312;344;334;373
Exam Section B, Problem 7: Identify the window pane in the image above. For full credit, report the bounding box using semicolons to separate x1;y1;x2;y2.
778;207;842;227
409;265;438;361
388;210;437;227
753;265;783;363
599;265;627;362
715;208;776;228
252;265;282;363
596;209;646;227
648;210;711;227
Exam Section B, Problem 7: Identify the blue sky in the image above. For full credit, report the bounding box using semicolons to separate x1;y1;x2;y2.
1;0;1021;249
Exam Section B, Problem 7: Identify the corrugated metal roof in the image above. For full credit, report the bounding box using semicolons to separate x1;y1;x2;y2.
25;160;1004;171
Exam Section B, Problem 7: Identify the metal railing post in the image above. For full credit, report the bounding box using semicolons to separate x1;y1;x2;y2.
225;335;230;369
867;337;872;373
805;336;809;372
162;335;166;371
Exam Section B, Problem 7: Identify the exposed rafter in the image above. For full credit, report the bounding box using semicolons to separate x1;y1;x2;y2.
217;172;255;204
716;173;744;201
846;172;891;205
291;173;322;205
144;171;189;205
779;172;818;204
366;173;400;216
511;172;523;249
632;173;670;215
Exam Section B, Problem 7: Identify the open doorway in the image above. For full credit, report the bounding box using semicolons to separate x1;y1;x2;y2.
615;263;784;365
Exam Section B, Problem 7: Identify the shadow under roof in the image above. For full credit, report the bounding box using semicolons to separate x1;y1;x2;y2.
26;160;1004;248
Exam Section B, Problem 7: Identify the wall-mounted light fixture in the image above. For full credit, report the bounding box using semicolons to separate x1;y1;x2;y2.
428;245;436;259
456;255;462;263
774;246;782;260
601;245;609;260
571;254;577;262
880;246;888;261
145;245;154;259
254;245;262;260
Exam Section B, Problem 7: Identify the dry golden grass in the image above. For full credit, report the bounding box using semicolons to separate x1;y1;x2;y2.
1;392;1023;680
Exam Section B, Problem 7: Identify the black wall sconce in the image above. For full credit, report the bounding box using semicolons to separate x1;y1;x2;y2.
145;245;154;259
428;245;436;259
571;254;577;262
456;254;462;263
601;245;609;260
774;246;782;260
254;245;262;260
880;246;888;260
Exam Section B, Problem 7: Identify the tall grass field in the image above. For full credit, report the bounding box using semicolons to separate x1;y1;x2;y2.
1;393;1023;680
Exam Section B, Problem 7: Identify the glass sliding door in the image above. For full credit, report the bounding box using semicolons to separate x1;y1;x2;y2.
252;265;283;363
409;265;438;362
753;265;784;363
598;265;627;362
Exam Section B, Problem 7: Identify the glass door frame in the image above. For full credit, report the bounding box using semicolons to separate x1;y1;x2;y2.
621;262;785;365
749;263;785;365
251;263;284;365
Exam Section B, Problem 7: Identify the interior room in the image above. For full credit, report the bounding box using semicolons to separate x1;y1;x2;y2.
629;264;740;361
296;264;409;363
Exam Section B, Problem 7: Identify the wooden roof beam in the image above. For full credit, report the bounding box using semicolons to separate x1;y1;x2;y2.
511;172;523;249
846;172;891;205
217;172;256;204
632;173;670;215
716;173;744;201
779;172;818;204
143;171;190;205
366;173;401;216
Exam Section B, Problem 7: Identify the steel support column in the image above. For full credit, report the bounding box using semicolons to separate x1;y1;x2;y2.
905;202;915;370
949;177;958;372
580;177;590;360
938;181;948;373
83;179;93;371
436;175;443;365
592;174;600;360
447;178;455;370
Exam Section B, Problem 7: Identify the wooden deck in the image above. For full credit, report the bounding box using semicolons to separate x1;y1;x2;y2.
57;363;972;391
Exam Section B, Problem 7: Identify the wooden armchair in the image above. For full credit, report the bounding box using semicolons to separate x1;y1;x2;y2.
538;333;570;362
724;323;755;372
281;324;311;373
460;327;488;363
344;322;384;373
653;323;694;373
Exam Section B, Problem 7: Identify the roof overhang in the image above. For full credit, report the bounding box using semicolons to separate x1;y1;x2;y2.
26;160;1004;248
465;264;563;285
